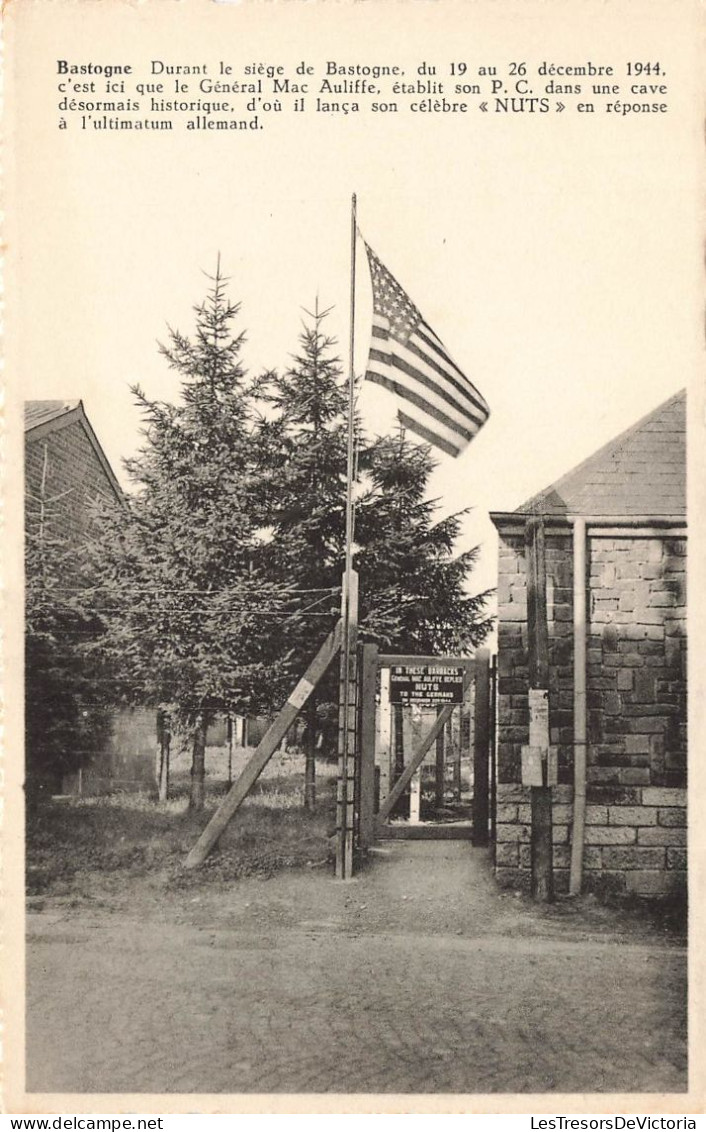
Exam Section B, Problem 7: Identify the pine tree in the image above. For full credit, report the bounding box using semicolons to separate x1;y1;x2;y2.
259;301;347;588
356;430;493;653
256;304;348;803
89;264;297;809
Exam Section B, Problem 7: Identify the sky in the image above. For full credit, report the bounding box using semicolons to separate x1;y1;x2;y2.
9;0;701;602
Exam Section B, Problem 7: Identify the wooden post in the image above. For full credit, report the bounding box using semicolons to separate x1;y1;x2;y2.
472;648;491;846
452;711;462;803
155;715;162;789
445;718;453;801
391;702;407;817
304;695;317;811
378;667;392;804
358;643;378;849
525;516;554;902
435;705;445;810
189;715;207;811
157;710;170;803
406;712;421;823
336;572;358;879
185;621;342;868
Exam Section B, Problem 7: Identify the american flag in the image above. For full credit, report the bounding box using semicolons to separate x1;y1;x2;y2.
363;242;489;457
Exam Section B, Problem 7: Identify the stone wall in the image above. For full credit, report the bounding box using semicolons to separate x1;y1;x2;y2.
495;530;687;897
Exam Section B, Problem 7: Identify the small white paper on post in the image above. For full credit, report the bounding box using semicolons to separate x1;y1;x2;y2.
287;678;314;711
521;745;544;787
529;688;550;748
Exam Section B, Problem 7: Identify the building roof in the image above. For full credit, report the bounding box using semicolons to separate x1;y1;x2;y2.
24;398;124;503
24;400;81;431
513;390;686;520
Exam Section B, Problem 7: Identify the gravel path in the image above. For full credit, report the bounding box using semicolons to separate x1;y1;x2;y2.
26;842;687;1096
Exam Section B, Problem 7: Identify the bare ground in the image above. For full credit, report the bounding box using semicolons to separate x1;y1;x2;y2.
26;838;687;1096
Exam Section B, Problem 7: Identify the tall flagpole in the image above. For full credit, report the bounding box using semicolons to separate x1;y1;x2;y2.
336;193;359;879
344;192;357;595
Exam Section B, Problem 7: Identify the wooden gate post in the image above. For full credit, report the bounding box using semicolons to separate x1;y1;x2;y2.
358;643;378;850
336;571;359;879
185;621;342;868
378;667;392;802
434;706;446;810
452;709;462;802
472;648;491;846
304;695;317;811
391;703;407;818
526;517;554;902
405;711;422;823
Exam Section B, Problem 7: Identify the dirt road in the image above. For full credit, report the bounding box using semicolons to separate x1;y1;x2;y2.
26;842;687;1096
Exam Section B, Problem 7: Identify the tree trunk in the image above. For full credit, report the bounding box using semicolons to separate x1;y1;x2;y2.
189;715;207;811
304;695;317;810
156;709;170;803
226;714;233;787
158;727;170;803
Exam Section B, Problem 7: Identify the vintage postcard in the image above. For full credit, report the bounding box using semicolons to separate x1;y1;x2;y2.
3;0;705;1116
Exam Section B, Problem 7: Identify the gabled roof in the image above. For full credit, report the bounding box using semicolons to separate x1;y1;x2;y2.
24;400;80;431
514;390;686;520
24;398;124;503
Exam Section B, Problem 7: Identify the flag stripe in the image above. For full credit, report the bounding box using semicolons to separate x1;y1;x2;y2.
369;351;478;440
371;370;471;453
366;369;474;444
372;322;487;426
369;340;485;436
408;332;488;420
416;323;490;415
396;410;462;457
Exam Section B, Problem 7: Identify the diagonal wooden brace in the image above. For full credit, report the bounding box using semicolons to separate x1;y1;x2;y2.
376;666;473;826
185;620;343;868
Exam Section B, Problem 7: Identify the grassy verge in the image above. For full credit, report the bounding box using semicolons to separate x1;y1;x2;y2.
27;750;337;901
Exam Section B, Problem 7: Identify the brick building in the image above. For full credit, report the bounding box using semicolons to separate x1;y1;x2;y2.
25;400;158;793
25;399;123;546
490;391;686;898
